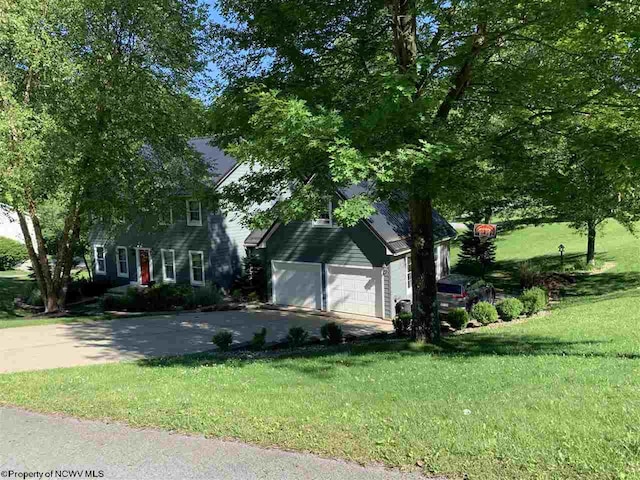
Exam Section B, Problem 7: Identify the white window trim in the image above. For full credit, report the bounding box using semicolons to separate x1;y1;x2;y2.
186;200;202;227
161;249;176;283
189;250;205;286
159;207;173;226
94;245;106;275
406;255;412;297
312;201;333;227
116;246;129;278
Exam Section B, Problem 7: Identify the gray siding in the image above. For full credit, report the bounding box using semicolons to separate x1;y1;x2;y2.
88;164;259;290
266;220;388;267
89;204;228;287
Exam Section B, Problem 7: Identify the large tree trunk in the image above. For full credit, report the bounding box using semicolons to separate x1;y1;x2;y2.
409;197;440;342
587;220;597;265
388;0;441;341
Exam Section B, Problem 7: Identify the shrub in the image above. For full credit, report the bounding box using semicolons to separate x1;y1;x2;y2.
22;283;44;306
247;291;260;302
0;237;28;270
470;301;499;325
519;287;548;316
250;327;267;350
447;308;469;329
231;289;243;302
392;311;413;336
102;284;222;312
496;297;523;321
320;321;343;345
189;286;223;308
212;330;233;351
286;327;309;348
519;261;541;289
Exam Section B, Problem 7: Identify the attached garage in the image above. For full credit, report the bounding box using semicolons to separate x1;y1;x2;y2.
326;265;384;317
272;261;323;310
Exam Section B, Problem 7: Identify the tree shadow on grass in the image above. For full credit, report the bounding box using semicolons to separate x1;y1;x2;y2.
137;330;638;380
455;251;640;302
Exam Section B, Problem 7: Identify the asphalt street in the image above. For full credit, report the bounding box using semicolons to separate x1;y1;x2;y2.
0;407;435;480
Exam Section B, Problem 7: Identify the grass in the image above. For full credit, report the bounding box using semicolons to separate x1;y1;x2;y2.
451;220;640;295
1;221;640;478
0;270;109;329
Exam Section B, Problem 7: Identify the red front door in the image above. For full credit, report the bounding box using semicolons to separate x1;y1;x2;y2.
139;249;151;285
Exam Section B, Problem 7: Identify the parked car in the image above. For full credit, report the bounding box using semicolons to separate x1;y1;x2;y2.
437;274;495;314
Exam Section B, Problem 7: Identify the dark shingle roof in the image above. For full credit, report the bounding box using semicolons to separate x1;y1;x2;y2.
338;183;457;254
188;137;238;185
244;182;457;253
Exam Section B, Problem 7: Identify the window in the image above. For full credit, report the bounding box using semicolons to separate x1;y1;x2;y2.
406;255;412;293
312;201;333;227
94;245;106;275
159;208;173;226
161;249;176;283
186;200;202;226
116;247;129;278
189;250;205;285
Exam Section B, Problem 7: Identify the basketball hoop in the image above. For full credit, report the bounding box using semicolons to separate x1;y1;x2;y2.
473;224;497;242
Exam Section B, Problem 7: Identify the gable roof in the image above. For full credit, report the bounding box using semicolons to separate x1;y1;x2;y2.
245;184;457;254
188;137;239;186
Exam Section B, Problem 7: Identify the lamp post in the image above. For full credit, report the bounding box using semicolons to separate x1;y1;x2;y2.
558;244;565;267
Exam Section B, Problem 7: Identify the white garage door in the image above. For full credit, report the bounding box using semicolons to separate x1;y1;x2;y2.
326;265;383;317
272;261;323;309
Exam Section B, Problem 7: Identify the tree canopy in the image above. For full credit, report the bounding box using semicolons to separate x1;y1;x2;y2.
209;0;640;340
0;0;214;311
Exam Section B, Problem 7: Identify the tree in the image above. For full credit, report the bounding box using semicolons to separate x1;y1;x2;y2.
507;108;640;264
0;0;214;313
457;229;496;274
210;0;639;341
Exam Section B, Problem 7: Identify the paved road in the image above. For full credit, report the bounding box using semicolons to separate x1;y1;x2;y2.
0;407;432;480
0;309;392;373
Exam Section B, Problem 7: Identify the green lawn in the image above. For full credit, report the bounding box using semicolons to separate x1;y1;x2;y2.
1;222;640;479
0;270;108;329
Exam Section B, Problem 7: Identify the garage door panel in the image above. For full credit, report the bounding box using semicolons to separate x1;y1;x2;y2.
327;265;383;318
273;261;322;309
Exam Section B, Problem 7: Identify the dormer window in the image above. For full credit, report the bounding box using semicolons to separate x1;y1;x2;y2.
312;201;333;227
186;200;202;227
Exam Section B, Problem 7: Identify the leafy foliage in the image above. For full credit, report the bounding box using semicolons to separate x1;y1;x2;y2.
447;308;470;330
457;229;496;270
393;312;413;336
470;302;499;325
250;327;267;351
0;0;213;311
519;287;548;316
496;298;523;322
320;322;343;345
0;237;28;270
212;330;234;351
103;284;222;312
286;327;309;348
209;0;640;341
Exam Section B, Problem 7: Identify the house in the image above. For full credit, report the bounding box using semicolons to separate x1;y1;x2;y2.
245;185;456;320
89;138;255;290
90;138;457;320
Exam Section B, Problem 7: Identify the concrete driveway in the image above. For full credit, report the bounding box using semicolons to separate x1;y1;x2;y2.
0;309;392;374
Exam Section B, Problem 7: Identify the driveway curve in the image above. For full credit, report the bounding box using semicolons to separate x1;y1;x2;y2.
0;310;392;373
